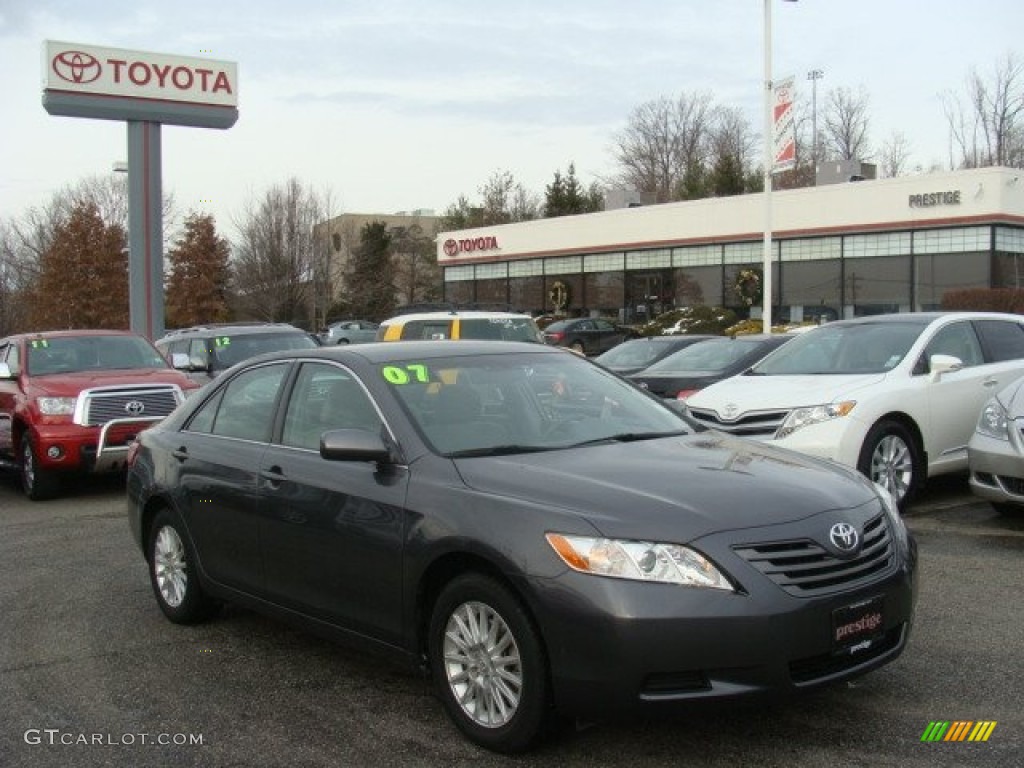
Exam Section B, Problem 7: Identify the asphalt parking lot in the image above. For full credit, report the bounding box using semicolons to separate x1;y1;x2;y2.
1;471;1022;768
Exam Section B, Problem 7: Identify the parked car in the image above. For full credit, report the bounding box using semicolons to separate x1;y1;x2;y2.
629;334;793;400
967;373;1024;514
128;340;916;753
319;319;379;345
155;322;320;384
685;312;1024;510
592;334;717;376
0;329;197;499
542;317;635;356
376;310;543;343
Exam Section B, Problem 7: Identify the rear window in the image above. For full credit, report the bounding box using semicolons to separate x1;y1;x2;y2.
459;317;542;342
975;319;1024;362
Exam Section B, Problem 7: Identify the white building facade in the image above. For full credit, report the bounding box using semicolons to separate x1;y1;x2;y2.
436;167;1024;324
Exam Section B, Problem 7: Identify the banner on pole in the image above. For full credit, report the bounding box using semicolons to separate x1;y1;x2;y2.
772;75;796;174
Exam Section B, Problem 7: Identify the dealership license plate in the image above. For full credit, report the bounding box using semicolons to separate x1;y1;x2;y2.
831;596;885;651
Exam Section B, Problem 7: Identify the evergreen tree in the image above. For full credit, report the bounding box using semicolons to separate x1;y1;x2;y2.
30;201;127;329
544;163;604;217
165;213;233;328
345;222;396;320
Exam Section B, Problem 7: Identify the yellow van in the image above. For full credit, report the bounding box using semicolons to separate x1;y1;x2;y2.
376;310;544;343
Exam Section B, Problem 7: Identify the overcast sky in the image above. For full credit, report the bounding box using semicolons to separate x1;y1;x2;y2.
2;0;1022;238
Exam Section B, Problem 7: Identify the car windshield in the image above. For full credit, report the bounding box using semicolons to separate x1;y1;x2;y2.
381;351;692;456
27;335;169;375
644;338;765;374
749;320;929;375
210;332;319;368
458;317;542;342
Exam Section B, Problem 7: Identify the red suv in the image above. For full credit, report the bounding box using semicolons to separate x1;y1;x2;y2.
0;330;198;500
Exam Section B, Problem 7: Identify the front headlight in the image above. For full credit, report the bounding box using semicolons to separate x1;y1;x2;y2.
36;396;76;415
975;397;1009;440
546;533;734;590
776;400;856;439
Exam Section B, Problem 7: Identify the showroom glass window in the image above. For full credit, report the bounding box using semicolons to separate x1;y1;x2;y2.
914;227;990;310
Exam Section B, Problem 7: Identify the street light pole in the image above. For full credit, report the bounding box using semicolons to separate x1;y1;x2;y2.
807;68;824;167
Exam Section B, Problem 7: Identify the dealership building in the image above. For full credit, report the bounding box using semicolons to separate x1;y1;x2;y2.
435;166;1024;324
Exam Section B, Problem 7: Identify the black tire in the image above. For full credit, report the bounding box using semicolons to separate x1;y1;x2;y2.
335;339;350;345
147;509;218;624
857;419;921;511
21;436;60;501
990;502;1022;516
569;340;585;355
428;573;549;753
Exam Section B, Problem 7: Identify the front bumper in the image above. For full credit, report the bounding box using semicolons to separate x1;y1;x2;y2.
31;417;163;474
528;531;917;719
968;431;1024;507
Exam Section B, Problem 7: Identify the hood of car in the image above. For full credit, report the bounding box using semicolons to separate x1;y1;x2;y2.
451;432;878;542
685;372;888;412
27;369;195;397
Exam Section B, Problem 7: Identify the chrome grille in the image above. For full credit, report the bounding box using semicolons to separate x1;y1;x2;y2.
686;406;790;438
733;514;894;597
77;386;182;427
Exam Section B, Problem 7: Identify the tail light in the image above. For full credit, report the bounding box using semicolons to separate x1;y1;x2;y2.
547;332;565;343
675;389;699;401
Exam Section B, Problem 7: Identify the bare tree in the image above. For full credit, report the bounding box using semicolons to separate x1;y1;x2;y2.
232;178;331;327
943;53;1024;169
612;91;715;203
439;170;539;230
878;131;914;178
823;86;871;161
391;222;441;306
705;106;759;197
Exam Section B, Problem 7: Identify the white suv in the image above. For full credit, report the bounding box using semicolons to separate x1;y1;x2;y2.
684;312;1024;509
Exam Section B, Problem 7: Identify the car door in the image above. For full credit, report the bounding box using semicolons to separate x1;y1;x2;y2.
0;341;19;459
592;318;626;354
258;361;409;644
174;361;291;595
918;320;998;472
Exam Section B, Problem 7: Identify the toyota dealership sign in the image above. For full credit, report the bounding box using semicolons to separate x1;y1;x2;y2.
42;41;238;129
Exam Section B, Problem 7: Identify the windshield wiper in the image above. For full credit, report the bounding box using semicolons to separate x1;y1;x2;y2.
446;444;561;458
567;430;688;448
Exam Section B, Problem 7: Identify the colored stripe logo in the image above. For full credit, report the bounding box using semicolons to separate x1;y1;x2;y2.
921;721;997;742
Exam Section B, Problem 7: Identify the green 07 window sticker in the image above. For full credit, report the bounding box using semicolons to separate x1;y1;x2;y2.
382;364;429;384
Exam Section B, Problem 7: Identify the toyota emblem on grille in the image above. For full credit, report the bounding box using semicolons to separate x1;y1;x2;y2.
722;403;739;419
829;522;859;553
124;400;146;416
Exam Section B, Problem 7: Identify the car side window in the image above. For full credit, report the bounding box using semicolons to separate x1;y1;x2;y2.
401;320;452;340
206;363;289;442
924;322;983;368
280;363;382;450
975;319;1024;362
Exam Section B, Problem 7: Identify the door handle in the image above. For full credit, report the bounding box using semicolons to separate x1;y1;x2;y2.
172;446;188;462
983;378;1000;388
261;465;286;489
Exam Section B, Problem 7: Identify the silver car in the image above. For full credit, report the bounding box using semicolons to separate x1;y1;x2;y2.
968;374;1024;513
320;319;379;345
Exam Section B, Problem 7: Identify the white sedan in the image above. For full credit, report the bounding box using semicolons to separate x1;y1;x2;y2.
685;312;1024;509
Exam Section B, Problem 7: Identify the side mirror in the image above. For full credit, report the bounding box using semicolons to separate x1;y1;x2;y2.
320;428;391;463
170;352;190;370
928;353;963;382
0;361;13;380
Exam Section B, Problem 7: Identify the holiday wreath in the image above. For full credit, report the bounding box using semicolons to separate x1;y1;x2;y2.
733;268;762;307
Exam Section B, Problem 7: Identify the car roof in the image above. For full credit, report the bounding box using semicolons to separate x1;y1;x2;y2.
158;322;307;340
6;329;139;341
242;339;564;366
380;310;534;324
822;311;1021;327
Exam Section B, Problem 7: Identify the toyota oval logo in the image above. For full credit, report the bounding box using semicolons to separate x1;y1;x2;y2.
829;522;859;553
722;403;739;420
124;400;146;417
443;239;459;257
52;51;102;84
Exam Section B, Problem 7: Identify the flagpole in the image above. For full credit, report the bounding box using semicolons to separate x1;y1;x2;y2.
762;0;774;333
